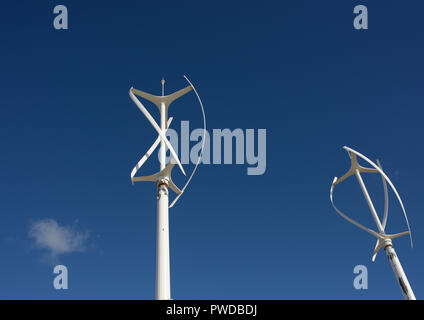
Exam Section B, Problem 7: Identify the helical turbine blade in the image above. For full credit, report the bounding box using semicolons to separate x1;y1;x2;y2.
377;159;389;230
169;75;207;208
330;177;381;239
370;159;389;260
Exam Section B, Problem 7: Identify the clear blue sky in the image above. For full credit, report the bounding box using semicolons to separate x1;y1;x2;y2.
1;1;424;299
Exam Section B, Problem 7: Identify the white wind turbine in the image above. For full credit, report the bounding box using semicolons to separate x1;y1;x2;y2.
330;146;415;300
129;76;206;300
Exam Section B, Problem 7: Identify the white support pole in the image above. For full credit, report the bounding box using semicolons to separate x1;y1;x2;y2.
156;181;171;300
155;99;171;300
385;245;416;300
354;170;416;300
160;101;166;172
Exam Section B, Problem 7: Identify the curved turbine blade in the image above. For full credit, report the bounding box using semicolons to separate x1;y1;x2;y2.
370;159;389;261
376;159;389;230
330;177;381;239
129;88;186;176
169;75;207;208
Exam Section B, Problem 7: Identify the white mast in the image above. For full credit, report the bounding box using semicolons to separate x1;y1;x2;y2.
157;77;171;300
330;146;415;300
129;76;206;300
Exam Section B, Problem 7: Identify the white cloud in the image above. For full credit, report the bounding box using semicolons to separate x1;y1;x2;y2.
28;219;89;256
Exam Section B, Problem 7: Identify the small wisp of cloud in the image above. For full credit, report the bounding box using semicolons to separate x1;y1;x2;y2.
28;218;89;262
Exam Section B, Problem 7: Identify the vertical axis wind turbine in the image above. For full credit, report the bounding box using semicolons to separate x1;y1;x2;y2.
129;76;206;300
330;146;415;300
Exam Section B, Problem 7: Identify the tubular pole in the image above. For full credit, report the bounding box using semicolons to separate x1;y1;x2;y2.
354;170;416;300
156;182;170;299
155;100;171;300
385;245;416;300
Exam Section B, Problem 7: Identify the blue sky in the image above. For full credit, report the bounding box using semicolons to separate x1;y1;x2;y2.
1;1;424;299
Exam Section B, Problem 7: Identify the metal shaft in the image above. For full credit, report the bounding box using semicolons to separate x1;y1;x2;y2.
385;245;416;300
155;101;171;300
355;170;415;300
156;182;170;300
